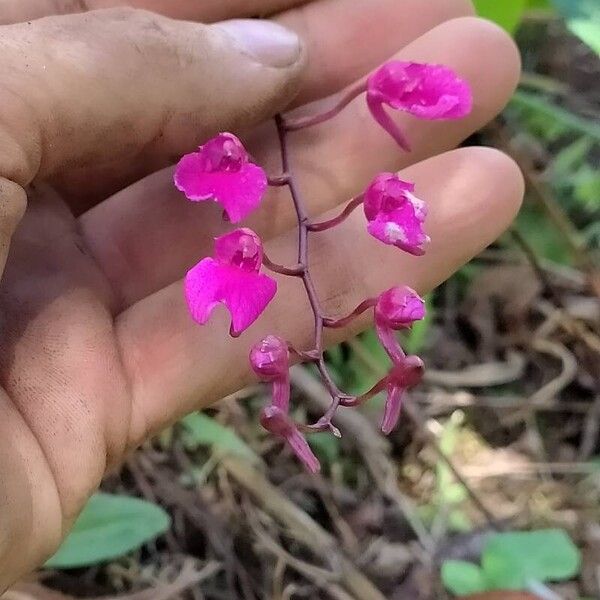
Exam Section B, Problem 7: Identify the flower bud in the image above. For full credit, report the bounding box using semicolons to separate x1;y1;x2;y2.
250;335;289;380
261;405;320;474
375;286;425;330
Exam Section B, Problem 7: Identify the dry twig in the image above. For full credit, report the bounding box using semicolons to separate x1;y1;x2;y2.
290;365;434;553
222;455;386;600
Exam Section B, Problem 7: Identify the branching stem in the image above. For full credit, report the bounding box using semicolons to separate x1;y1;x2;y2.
269;113;374;430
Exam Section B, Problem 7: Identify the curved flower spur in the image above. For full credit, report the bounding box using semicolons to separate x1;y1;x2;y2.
175;60;473;472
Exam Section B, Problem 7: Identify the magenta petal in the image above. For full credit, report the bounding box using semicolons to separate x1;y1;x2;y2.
183;258;222;325
375;321;406;366
367;210;429;255
381;384;404;435
175;154;267;223
381;356;424;435
261;406;321;473
367;94;411;151
185;258;276;336
363;174;415;220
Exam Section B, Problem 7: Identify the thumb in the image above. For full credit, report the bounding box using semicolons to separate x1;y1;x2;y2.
0;9;305;196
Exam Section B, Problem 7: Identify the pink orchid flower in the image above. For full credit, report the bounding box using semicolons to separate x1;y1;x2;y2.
174;132;267;223
363;173;430;255
381;355;424;435
374;285;425;364
373;286;425;433
367;61;473;150
185;229;277;337
375;285;426;329
251;336;320;473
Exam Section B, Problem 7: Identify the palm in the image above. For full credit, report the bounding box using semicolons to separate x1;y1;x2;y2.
0;189;132;527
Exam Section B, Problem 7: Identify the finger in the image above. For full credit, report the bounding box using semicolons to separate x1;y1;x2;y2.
0;178;27;281
50;0;474;204
80;16;519;309
0;9;304;205
116;147;524;441
0;0;310;25
277;0;475;106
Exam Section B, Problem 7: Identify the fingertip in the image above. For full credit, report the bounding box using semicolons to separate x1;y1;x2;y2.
399;146;524;268
443;15;522;108
467;145;525;221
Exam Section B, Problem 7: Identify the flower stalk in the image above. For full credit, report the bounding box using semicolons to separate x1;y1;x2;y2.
174;60;473;471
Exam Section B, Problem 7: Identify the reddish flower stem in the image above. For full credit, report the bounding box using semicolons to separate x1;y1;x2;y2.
307;193;365;232
273;113;360;430
283;81;367;131
267;174;291;186
323;297;377;329
262;254;304;277
342;376;389;407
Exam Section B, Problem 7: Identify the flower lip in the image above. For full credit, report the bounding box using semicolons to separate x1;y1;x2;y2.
375;286;426;330
184;228;277;336
250;335;289;380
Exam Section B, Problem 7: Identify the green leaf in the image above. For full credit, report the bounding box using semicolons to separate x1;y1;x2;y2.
511;90;600;142
482;529;581;589
180;412;259;463
46;493;171;569
552;137;595;179
516;206;573;265
527;0;552;8
308;431;341;465
473;0;527;32
441;560;488;595
552;0;600;55
447;509;473;533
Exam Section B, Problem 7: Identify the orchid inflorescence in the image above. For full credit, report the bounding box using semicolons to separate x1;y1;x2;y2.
175;61;473;473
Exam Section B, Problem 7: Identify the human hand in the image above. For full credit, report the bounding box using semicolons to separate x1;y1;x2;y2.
0;0;523;587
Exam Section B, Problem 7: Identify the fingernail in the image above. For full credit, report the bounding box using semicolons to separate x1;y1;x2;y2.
215;19;302;68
